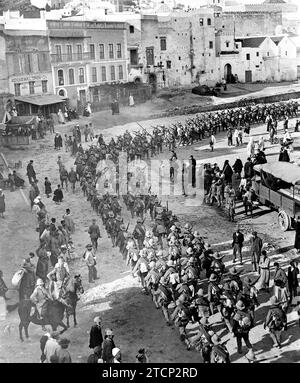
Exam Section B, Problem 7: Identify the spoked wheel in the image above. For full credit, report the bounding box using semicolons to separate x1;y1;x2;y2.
278;210;291;232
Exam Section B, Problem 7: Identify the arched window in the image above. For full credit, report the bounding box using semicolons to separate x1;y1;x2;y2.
69;69;74;85
207;18;211;26
58;69;64;86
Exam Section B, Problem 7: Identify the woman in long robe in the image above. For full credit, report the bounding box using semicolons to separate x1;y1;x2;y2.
256;250;270;292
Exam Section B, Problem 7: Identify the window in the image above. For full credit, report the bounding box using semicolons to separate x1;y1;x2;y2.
55;45;62;61
101;66;106;81
160;37;167;51
267;52;269;56
69;68;74;85
77;44;82;60
199;18;204;26
209;41;213;49
226;42;230;48
92;67;97;83
207;18;211;26
42;80;47;93
166;60;171;69
58;69;64;86
178;56;181;60
99;44;105;59
24;53;32;73
79;68;85;83
130;49;138;65
14;83;20;96
66;45;72;61
29;81;35;94
129;25;134;33
109;44;114;59
256;52;259;57
146;47;154;66
93;88;99;103
246;53;250;60
110;65;115;81
90;44;95;59
118;65;123;80
117;43;122;58
285;51;288;56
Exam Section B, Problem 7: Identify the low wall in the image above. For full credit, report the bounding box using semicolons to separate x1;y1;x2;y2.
153;90;300;119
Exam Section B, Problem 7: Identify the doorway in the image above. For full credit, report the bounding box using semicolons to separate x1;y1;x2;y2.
224;63;232;83
148;73;157;94
79;89;86;105
245;70;252;83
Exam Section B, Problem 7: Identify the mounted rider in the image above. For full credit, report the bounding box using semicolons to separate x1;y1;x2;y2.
30;278;52;320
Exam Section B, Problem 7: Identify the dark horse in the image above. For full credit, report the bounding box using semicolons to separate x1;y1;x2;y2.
63;274;84;328
18;299;67;342
17;275;83;341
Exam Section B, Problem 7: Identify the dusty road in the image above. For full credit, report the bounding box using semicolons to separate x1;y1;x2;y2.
0;101;300;363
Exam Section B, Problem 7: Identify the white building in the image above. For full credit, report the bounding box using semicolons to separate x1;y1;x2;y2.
216;35;297;83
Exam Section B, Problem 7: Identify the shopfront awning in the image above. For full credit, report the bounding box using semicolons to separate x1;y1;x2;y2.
15;94;65;106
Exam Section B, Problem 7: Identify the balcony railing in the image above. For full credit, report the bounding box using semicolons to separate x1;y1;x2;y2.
51;52;94;63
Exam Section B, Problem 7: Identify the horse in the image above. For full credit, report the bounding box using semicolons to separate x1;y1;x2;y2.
18;299;67;342
62;274;84;328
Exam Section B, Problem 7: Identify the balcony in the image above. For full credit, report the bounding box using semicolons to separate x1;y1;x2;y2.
51;52;94;63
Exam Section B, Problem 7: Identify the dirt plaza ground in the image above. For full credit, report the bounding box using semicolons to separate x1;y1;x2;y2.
1;88;300;363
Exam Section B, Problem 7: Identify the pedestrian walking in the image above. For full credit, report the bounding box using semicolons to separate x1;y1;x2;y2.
68;167;77;193
43;331;61;363
232;300;254;355
249;231;262;272
232;227;244;265
60;166;69;191
0;189;5;218
89;316;103;349
264;296;287;349
287;260;299;303
44;177;52;198
88;219;101;250
26;160;37;184
102;329;116;363
294;216;300;253
84;244;98;283
256;250;270;292
53;185;64;204
56;338;72;363
209;134;216;152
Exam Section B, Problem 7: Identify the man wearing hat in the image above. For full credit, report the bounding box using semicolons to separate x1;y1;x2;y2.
208;273;222;315
44;331;61;363
133;217;145;249
102;329;115;363
19;257;36;301
89;316;103;349
84;244;98;283
264;296;287;348
190;317;214;363
232;227;244;265
88;219;101;251
30;278;51;320
210;334;230;363
250;231;263;272
26;160;37;184
232;300;254;354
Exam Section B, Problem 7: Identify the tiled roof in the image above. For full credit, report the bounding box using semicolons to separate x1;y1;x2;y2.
235;37;266;48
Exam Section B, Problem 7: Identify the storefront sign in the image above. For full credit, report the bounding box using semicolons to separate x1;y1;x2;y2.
11;74;49;83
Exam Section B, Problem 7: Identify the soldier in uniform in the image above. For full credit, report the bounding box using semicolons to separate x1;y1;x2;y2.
133;217;146;249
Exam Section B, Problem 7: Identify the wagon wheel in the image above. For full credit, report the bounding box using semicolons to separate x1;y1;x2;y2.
278;210;291;232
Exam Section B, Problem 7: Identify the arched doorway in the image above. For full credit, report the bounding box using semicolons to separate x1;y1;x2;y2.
224;64;232;83
148;73;157;94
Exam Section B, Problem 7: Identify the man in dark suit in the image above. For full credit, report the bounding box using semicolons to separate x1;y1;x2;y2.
232;227;244;265
89;316;103;350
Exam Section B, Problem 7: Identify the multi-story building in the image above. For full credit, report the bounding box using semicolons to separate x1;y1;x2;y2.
128;9;217;89
47;19;128;108
3;16;62;116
